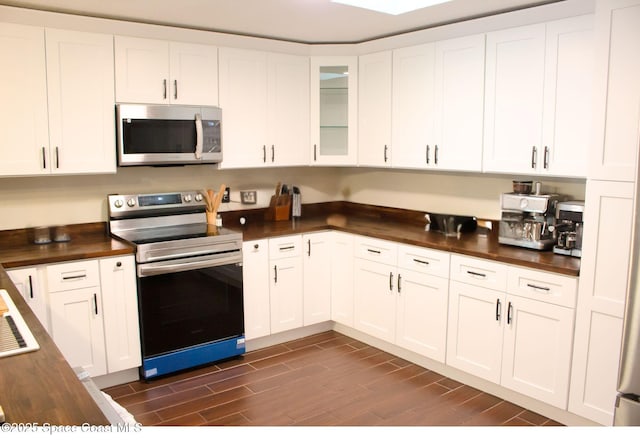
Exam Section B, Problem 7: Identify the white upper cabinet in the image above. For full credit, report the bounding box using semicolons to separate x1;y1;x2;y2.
114;36;218;106
45;28;116;174
483;16;594;177
0;24;115;177
310;56;358;166
0;23;49;176
358;51;393;167
392;34;485;171
590;0;640;181
219;48;309;168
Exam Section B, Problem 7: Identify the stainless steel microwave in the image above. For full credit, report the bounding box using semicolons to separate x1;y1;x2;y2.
116;103;222;166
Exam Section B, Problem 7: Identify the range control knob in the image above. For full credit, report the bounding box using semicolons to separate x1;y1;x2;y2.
184;194;192;202
127;198;136;207
195;193;203;202
113;199;124;208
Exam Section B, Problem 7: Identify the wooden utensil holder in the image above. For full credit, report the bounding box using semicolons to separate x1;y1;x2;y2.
266;194;291;221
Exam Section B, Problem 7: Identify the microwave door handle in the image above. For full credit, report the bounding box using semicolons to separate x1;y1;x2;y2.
195;113;203;159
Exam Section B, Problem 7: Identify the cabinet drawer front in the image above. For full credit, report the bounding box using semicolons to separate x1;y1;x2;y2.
397;244;450;278
354;236;398;266
450;255;507;291
47;260;100;292
507;266;577;308
269;235;302;259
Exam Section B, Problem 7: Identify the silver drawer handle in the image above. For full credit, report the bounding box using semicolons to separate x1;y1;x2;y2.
526;283;551;292
367;249;381;254
413;258;429;265
279;246;295;251
466;270;486;278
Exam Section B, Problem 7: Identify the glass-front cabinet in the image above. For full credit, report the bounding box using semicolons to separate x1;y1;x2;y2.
310;56;358;165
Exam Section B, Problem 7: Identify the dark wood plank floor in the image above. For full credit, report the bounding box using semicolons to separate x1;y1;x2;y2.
103;331;562;426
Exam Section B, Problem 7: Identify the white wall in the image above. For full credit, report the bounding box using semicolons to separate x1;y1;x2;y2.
0;166;585;230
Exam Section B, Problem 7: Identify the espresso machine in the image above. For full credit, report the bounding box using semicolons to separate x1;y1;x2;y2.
553;201;585;257
499;191;563;250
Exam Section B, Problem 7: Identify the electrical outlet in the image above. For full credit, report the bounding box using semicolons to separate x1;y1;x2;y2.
222;187;230;203
241;190;257;204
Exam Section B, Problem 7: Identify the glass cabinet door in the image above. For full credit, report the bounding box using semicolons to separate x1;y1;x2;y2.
310;56;358;165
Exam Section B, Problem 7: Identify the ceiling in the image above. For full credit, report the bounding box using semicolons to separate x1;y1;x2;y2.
0;0;562;43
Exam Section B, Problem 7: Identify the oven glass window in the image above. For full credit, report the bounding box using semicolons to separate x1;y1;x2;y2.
137;263;244;357
122;119;197;154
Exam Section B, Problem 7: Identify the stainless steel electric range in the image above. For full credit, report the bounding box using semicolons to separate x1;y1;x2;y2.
108;191;245;380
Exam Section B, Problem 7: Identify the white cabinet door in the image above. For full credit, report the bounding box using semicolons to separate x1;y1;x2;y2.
220;49;308;168
353;258;396;343
483;23;546;174
45;28;116;174
99;256;141;373
168;41;218;106
432;33;485;172
396;269;449;362
541;15;594;177
590;0;640;181
569;180;634;424
501;295;575;409
392;43;435;169
49;287;107;377
7;266;49;333
243;239;271;340
358;51;392;167
310;56;358;166
446;281;505;383
114;36;170;104
218;48;268;168
268;52;309;167
302;232;332;326
0;23;49;176
331;232;355;327
269;235;303;334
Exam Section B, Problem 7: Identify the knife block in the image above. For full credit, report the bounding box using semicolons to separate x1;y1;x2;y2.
266;194;291;221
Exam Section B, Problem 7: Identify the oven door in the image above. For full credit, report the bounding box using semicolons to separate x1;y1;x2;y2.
137;260;244;359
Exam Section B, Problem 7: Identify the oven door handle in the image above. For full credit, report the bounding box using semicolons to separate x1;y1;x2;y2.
138;254;240;277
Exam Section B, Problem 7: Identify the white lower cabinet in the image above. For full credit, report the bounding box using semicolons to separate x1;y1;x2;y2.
6;266;49;333
302;232;332;326
331;232;355;327
447;255;577;409
10;256;140;378
269;235;304;334
242;239;271;340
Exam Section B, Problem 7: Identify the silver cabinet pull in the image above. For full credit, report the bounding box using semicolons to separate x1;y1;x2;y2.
174;79;178;100
543;146;549;169
434;144;439;165
42;147;46;169
384;145;388;163
389;272;394;291
263;145;267;163
496;299;501;321
271;145;275;163
93;293;98;315
426;145;430;164
507;302;513;325
55;146;59;168
307;240;311;257
531;146;537;169
367;249;381;254
466;270;486;278
163;79;167;99
62;273;87;281
274;265;278;283
28;275;34;298
397;274;402;293
314;144;317;161
413;258;429;265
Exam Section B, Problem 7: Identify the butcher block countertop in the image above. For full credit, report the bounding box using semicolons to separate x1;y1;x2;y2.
226;202;581;277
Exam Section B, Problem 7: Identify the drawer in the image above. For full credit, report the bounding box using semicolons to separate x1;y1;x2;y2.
397;244;450;278
269;235;302;259
354;236;397;266
450;255;508;291
47;260;100;293
507;266;578;308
